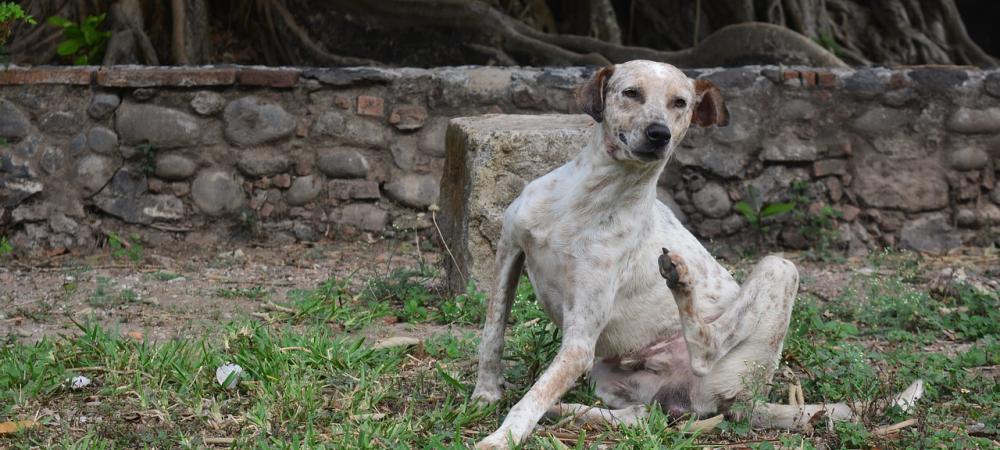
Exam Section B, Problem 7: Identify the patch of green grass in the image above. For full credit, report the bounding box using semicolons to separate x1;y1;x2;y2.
107;232;142;263
782;253;999;447
214;285;268;300
149;271;182;282
0;235;12;256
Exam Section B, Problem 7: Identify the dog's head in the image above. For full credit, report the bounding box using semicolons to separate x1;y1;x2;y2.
577;60;729;163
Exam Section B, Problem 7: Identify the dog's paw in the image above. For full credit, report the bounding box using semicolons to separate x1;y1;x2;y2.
658;248;691;292
476;428;517;450
471;385;503;405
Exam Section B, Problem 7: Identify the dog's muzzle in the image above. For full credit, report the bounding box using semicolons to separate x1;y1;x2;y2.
632;123;670;159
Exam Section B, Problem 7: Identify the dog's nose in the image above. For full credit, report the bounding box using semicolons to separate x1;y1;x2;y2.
645;123;671;144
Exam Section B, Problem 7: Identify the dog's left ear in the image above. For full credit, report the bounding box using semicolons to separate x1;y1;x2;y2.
577;65;615;123
692;79;729;127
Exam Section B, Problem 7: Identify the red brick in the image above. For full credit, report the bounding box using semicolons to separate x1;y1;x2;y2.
237;67;300;88
801;71;817;87
817;72;837;88
0;66;94;85
357;95;384;117
782;70;801;85
96;66;236;87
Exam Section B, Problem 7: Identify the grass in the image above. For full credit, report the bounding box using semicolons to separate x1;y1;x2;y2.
1;252;997;448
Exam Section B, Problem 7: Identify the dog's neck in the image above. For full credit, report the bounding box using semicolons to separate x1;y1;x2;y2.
564;126;666;215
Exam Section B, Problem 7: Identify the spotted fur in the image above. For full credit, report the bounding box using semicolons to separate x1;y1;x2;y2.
471;61;922;449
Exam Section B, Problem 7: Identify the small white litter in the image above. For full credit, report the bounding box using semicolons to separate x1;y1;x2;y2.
215;363;243;389
69;375;91;390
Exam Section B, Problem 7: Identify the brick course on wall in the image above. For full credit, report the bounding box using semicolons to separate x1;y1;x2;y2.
1;64;999;255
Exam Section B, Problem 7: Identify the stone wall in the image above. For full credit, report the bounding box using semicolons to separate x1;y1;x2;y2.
1;65;999;256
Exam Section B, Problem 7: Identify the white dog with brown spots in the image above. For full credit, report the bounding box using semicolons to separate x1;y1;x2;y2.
471;60;923;448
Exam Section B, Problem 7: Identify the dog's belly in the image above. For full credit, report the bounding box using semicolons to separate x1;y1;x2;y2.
597;270;681;357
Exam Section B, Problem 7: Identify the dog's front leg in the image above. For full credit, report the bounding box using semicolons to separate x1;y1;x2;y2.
476;284;612;449
472;238;525;403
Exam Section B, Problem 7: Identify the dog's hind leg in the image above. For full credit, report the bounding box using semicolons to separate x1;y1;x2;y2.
658;250;798;378
472;238;525;404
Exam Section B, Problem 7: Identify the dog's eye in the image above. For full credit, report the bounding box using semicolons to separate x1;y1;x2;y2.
673;98;687;108
622;88;639;99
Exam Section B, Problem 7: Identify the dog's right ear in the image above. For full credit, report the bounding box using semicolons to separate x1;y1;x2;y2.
577;65;615;123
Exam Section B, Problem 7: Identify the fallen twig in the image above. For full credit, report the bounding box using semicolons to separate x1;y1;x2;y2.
873;418;918;436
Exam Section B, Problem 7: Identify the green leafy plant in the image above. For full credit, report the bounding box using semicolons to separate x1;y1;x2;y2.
107;231;143;263
786;180;843;261
138;141;157;175
47;13;111;65
0;2;35;64
0;235;13;256
733;185;796;237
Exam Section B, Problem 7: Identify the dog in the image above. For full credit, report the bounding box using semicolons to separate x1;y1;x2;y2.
470;60;923;448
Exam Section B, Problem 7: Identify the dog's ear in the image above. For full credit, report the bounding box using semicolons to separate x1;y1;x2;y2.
577;65;615;123
692;79;729;127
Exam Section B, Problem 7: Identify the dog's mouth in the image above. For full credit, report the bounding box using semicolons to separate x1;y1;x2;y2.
614;130;667;161
630;138;667;161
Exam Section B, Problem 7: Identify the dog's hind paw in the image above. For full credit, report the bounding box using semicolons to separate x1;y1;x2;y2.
658;248;691;292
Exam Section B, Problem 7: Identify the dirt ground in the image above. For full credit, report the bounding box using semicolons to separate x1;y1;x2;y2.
0;237;452;344
3;237;997;346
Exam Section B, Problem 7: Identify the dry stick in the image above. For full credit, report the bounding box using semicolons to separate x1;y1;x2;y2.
429;205;466;285
873;418;918;436
203;437;236;445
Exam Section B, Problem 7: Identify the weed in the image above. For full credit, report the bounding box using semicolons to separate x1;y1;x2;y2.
88;276;114;306
47;14;111;65
150;271;182;282
232;208;262;241
119;288;140;303
0;235;12;256
214;285;268;300
733;185;795;238
107;231;143;262
137;141;157;175
787;181;842;262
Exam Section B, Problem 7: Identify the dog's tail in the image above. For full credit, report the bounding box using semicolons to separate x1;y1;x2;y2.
749;379;924;429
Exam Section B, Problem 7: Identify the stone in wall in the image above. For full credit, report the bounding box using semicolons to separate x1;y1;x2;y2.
224;96;296;146
384;174;440;209
94;169;184;224
116;103;204;148
87;93;121;119
900;213;962;254
286;175;323;206
317;147;369;178
191;169;245;216
0;99;30;141
237;150;291;177
155;154;198;180
854;159;949;212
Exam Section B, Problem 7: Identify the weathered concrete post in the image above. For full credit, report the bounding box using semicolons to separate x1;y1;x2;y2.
438;114;593;294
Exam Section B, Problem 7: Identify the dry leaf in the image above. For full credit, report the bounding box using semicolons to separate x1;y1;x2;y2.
0;420;38;435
